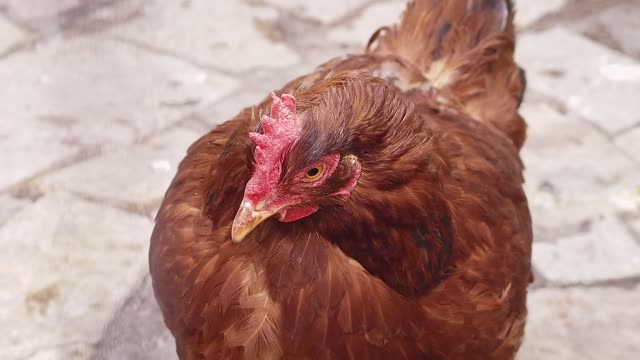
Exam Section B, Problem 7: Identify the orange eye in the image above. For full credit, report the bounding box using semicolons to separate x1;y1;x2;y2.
304;164;324;180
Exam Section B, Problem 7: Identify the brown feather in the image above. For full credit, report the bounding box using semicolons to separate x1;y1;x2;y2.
150;1;531;359
370;0;526;148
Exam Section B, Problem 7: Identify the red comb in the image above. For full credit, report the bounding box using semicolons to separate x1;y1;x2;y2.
249;93;301;163
244;93;301;204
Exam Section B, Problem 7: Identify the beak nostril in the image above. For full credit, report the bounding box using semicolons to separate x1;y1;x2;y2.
231;198;281;243
255;199;267;211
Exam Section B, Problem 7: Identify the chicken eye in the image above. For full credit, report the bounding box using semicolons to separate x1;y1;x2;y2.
304;164;324;180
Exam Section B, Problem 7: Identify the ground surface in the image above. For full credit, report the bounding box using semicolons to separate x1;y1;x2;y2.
1;0;639;359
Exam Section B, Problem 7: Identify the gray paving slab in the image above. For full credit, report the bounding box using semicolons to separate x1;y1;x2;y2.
92;275;176;360
108;0;301;71
0;194;29;226
1;0;149;37
0;192;153;360
0;117;79;190
0;14;28;55
575;0;640;59
0;0;80;21
35;128;201;207
615;125;640;162
519;285;640;360
262;0;372;24
328;1;406;45
630;217;640;237
521;102;640;235
532;214;640;284
0;35;237;150
517;27;640;135
513;0;568;28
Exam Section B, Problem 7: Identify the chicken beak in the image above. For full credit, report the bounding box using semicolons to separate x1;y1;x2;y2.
231;199;279;243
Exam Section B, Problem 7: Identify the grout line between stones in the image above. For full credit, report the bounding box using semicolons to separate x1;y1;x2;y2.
69;190;159;220
108;34;240;76
3;147;103;197
523;90;640;168
613;121;640;138
524;0;626;33
324;0;387;28
533;275;640;291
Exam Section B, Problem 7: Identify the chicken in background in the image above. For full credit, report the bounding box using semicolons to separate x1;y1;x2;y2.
150;0;532;358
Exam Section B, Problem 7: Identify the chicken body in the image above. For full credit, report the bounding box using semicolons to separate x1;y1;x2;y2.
150;1;532;359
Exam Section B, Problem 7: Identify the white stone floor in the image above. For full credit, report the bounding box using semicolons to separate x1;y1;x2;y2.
0;0;638;359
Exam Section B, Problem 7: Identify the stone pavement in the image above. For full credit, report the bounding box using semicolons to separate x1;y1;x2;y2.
0;0;638;359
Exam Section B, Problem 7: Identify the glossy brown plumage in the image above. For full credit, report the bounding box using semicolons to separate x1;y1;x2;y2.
150;0;532;359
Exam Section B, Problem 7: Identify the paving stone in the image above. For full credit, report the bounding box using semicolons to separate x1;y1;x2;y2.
198;64;320;128
0;192;154;360
532;214;640;284
262;0;371;24
0;35;237;148
615;125;640;162
36;128;200;206
0;118;78;190
575;1;640;59
630;217;640;238
0;0;80;21
0;194;29;226
0;14;28;54
5;0;148;37
198;88;268;130
521;102;640;235
109;0;301;71
92;275;176;360
518;285;640;360
327;1;406;44
513;0;567;28
517;28;640;134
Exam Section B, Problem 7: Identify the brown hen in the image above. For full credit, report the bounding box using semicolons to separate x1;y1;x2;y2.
150;0;532;359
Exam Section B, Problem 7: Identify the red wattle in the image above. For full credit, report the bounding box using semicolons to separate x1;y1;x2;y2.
279;206;319;222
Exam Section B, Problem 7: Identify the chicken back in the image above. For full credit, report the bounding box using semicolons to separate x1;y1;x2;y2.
150;0;532;359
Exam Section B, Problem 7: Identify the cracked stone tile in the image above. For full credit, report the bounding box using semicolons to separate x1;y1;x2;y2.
0;194;29;226
0;35;237;149
513;0;567;28
631;217;640;239
518;285;640;360
262;0;371;24
198;88;268;129
517;28;640;134
0;118;78;190
0;0;80;21
532;214;640;284
92;275;176;360
615;125;640;162
521;102;640;234
327;1;406;44
109;0;300;71
35;128;200;206
0;192;153;360
0;13;28;54
4;0;147;37
574;1;640;59
197;64;317;128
